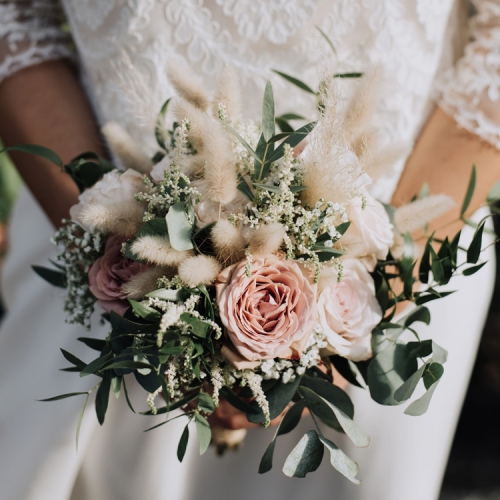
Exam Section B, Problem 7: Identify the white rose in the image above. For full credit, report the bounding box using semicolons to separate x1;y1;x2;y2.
317;260;381;361
341;192;394;271
70;169;145;231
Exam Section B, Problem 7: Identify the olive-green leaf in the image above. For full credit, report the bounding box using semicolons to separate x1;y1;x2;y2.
467;220;485;264
461;165;476;216
262;80;275;141
272;70;317;95
194;413;212;455
166;203;194;251
283;430;324;478
32;265;66;288
319;436;361;485
177;423;190;462
1;144;63;167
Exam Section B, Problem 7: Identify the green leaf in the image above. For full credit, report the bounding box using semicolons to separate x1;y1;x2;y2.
155;98;171;150
259;400;306;474
275;117;294;133
194;413;212;455
177;422;190;462
76;393;89;451
423;362;445;390
394;363;427;402
403;306;431;329
111;376;122;399
221;122;262;164
300;376;354;418
80;354;110;377
32;265;66;288
316;25;337;54
60;349;87;371
39;391;89;402
404;378;442;416
77;337;106;352
166;203;194;251
272;70;317;95
431;341;448;364
1;144;63;167
319;436;360;485
282;430;324;478
247;376;302;424
262;80;275;141
467;220;485;264
329;356;364;388
290;185;307;193
237;174;255;202
461;165;476;216
197;392;216;413
487;178;500;203
128;299;161;320
367;342;418;405
136;218;168;238
298;387;369;448
334;72;363;78
103;360;154;372
219;387;259;414
278;113;306;121
463;261;487;276
253;182;282;194
95;376;111;425
419;240;432;284
146;288;185;301
122;377;136;413
180;313;210;338
429;246;444;283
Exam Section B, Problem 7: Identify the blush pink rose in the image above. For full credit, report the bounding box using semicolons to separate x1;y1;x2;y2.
215;255;317;369
317;260;382;361
88;234;148;315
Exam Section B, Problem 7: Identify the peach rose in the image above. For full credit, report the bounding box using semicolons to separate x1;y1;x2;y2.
216;256;317;369
317;260;381;361
88;234;148;315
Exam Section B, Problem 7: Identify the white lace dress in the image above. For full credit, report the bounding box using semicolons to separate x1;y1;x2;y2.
0;1;499;499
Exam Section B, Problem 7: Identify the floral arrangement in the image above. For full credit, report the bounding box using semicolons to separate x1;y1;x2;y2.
5;61;496;482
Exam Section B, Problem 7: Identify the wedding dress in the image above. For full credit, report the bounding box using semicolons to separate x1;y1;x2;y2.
0;1;499;499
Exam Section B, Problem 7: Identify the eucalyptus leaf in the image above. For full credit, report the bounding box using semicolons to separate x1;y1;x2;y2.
487;178;500;203
394;363;427;403
404;379;441;416
166;203;194;251
282;430;324;478
146;288;185;301
262;80;275;141
197;392;216;413
319;436;360;485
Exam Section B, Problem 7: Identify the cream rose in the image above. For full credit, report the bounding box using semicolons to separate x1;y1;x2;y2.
341;192;394;271
215;256;317;369
318;259;381;361
70;169;145;232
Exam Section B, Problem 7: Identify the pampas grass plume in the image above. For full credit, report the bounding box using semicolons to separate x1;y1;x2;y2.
122;267;174;300
213;65;242;121
102;121;152;174
178;255;222;287
167;64;211;111
80;203;143;237
131;235;193;266
203;121;238;204
394;194;455;234
212;219;246;265
248;222;286;256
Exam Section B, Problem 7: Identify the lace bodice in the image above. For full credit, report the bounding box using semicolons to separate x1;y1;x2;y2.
1;0;500;201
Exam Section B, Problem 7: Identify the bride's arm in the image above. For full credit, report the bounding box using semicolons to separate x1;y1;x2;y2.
392;1;500;237
0;1;105;228
0;61;105;228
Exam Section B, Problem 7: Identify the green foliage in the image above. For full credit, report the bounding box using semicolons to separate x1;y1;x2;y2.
282;430;324;478
177;422;190;462
319;436;360;484
461;165;476;216
272;70;317;95
166;203;195;251
32;265;66;288
194;413;211;455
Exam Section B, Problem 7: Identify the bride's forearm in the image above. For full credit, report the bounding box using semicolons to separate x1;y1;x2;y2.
391;106;500;239
0;60;105;228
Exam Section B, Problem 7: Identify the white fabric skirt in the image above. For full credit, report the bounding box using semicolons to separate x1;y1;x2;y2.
0;187;495;500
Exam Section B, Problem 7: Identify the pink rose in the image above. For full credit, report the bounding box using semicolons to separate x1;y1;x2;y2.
216;256;317;369
317;260;381;361
88;234;148;315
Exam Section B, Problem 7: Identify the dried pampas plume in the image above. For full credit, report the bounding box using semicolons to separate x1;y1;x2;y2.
394;194;455;234
248;222;286;256
167;64;211;111
131;235;193;266
212;219;246;265
80;203;144;237
302;73;363;206
102;122;153;174
122;267;175;300
213;65;242;122
202;121;238;204
172;97;208;153
178;255;222;287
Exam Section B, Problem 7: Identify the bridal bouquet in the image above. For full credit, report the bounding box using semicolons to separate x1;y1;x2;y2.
7;63;495;482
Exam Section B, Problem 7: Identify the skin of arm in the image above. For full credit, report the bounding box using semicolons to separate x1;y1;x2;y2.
0;60;106;228
392;106;500;239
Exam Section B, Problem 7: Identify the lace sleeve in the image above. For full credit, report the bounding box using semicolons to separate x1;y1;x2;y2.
0;0;71;85
438;0;500;149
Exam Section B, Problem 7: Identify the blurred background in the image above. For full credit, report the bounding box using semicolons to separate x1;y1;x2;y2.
0;151;499;499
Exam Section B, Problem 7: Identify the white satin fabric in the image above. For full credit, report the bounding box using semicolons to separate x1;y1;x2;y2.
0;1;498;499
